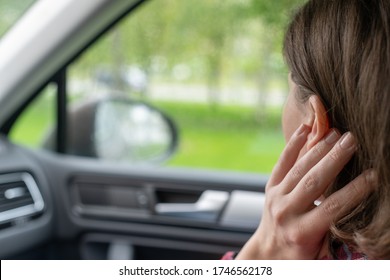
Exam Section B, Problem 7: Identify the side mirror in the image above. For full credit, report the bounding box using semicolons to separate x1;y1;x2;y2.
49;98;178;164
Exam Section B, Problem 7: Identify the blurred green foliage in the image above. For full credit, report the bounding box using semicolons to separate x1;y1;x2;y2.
6;0;307;173
10;85;55;147
250;0;306;27
11;96;284;173
155;101;284;173
75;0;307;92
0;0;36;37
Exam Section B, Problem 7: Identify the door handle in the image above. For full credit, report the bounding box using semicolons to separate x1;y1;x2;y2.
155;190;229;221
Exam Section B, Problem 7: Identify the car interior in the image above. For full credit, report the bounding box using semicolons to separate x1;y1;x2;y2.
0;0;303;259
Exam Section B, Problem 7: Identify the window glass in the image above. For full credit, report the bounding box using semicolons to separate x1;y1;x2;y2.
9;0;306;173
10;84;56;148
68;0;305;173
0;0;36;38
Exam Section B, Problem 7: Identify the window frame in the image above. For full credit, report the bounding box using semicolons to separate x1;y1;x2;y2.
1;0;149;154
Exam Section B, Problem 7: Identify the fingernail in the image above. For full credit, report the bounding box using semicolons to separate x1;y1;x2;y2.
339;132;356;150
295;124;309;136
325;129;340;144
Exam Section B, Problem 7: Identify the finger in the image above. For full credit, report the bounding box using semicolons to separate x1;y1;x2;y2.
302;169;377;237
268;124;310;186
281;128;341;194
290;132;357;210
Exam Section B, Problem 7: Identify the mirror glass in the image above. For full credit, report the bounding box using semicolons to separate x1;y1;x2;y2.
94;101;175;164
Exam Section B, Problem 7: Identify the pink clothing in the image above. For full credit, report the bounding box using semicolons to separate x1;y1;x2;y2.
222;244;366;260
320;243;366;260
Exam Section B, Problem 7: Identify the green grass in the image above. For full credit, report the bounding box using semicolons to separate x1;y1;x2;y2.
153;101;285;173
10;92;55;147
10;98;285;173
168;128;284;172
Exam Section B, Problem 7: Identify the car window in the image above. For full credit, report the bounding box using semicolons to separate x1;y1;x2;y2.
10;84;56;148
10;0;306;174
0;0;37;38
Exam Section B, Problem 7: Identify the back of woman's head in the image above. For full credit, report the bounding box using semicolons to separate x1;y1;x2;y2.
284;0;390;259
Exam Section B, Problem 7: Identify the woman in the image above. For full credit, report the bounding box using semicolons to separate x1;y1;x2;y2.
235;0;389;259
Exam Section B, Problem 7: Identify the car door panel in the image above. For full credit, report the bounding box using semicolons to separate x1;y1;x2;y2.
0;140;267;259
0;138;53;258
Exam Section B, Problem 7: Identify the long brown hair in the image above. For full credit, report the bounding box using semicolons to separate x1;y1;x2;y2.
284;0;390;259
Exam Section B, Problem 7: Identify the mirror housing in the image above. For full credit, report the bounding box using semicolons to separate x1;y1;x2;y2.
47;98;178;165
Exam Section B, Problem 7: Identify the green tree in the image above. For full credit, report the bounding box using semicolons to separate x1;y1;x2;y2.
171;0;249;109
249;0;306;119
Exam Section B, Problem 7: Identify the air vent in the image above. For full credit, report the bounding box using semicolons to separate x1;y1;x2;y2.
0;173;44;224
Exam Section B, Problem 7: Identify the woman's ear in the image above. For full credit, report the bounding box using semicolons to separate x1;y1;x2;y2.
306;95;329;149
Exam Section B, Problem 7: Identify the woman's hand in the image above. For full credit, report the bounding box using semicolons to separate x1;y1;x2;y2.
236;124;377;259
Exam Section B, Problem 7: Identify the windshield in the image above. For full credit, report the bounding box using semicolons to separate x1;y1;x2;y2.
0;0;37;39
